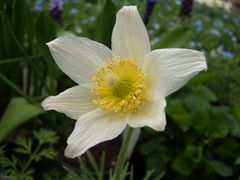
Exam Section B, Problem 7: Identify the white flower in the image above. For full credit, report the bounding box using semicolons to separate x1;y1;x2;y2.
196;0;231;12
42;6;207;158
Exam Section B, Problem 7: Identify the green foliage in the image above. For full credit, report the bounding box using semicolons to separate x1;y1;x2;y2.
206;160;233;177
0;129;59;179
34;128;59;145
235;157;240;165
95;0;117;48
172;153;195;176
138;0;240;178
64;151;162;180
35;12;58;91
152;26;191;49
140;85;240;179
63;151;106;180
0;98;44;143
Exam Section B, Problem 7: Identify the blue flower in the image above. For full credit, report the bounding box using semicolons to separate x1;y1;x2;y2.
222;51;233;59
70;8;78;15
34;0;44;11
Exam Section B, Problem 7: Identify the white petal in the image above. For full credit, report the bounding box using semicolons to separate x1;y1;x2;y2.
127;99;167;131
47;35;112;84
144;48;207;97
112;6;151;65
65;109;127;158
41;85;96;120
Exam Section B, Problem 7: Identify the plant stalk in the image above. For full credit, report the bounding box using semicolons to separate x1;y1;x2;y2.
114;127;134;180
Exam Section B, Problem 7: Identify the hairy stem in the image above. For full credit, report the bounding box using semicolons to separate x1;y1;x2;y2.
114;127;134;180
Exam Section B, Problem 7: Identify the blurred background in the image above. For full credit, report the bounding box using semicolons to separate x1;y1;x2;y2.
0;0;240;179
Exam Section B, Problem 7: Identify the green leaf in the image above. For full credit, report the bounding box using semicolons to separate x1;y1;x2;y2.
172;154;195;176
0;145;5;155
2;0;27;57
190;72;215;85
189;110;210;131
139;138;161;155
167;99;190;131
78;157;96;180
63;165;83;179
145;153;166;177
153;172;165;180
142;169;154;180
34;12;58;89
0;146;12;169
186;145;203;163
186;95;211;131
95;0;117;48
143;170;164;180
120;162;131;180
35;13;56;62
34;129;59;145
14;136;32;155
214;139;239;157
14;147;30;155
35;148;57;161
153;26;191;49
233;104;240;121
99;152;105;179
86;151;104;180
193;85;217;102
206;160;233;177
184;95;210;111
207;107;229;138
0;98;44;142
208;120;229;138
235;156;240;165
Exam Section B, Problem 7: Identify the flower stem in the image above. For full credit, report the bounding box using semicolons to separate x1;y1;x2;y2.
114;127;134;180
22;142;42;173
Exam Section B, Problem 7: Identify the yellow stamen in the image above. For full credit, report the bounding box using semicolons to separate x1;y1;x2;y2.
92;57;147;113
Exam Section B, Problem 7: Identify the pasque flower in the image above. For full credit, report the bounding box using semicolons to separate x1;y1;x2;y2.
42;6;207;158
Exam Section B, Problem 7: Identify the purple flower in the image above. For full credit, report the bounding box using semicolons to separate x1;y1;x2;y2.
143;0;157;25
179;0;194;17
50;0;63;10
49;0;64;23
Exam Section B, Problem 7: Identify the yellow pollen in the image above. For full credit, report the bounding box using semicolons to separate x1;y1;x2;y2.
91;57;147;113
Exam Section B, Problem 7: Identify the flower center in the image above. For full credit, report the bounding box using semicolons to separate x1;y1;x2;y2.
92;57;147;113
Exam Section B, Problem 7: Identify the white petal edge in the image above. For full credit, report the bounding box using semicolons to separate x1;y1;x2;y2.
47;35;113;84
127;99;167;131
112;6;151;65
144;48;207;97
65;109;127;158
41;85;96;120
